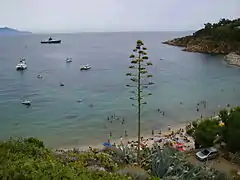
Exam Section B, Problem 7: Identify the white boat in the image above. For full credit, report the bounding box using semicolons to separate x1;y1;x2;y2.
80;64;91;70
65;58;72;63
16;59;27;70
21;100;31;106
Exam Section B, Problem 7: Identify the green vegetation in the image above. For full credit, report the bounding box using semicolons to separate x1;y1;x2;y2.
0;137;227;180
188;107;240;152
193;18;240;42
126;40;153;164
163;18;240;54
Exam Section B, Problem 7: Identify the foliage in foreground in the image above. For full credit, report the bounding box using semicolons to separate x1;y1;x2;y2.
0;137;129;180
0;137;229;180
189;106;240;152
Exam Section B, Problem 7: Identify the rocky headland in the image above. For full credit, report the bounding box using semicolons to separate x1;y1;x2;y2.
162;18;240;66
224;52;240;67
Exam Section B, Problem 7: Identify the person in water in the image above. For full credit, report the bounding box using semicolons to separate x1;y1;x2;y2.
162;111;165;116
122;117;125;124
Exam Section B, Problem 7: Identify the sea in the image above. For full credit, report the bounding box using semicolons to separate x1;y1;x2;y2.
0;32;240;148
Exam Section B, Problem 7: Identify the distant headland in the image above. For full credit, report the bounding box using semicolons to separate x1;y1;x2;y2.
163;18;240;54
0;27;32;35
163;18;240;66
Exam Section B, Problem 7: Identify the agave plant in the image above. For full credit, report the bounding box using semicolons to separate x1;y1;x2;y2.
150;145;228;180
102;144;138;165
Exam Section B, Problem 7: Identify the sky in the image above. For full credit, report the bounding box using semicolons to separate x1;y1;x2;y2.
0;0;239;33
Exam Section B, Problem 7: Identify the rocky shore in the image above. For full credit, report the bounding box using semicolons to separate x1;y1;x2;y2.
163;37;240;55
224;52;240;67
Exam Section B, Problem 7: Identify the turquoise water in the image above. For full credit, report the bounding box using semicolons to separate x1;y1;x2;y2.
0;32;240;148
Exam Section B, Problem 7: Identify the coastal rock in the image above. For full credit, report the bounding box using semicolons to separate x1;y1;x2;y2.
224;52;240;67
163;38;239;54
87;165;106;172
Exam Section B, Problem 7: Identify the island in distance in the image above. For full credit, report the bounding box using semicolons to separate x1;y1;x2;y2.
0;27;32;35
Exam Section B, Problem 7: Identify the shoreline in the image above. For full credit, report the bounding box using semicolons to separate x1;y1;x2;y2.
56;122;192;152
163;40;240;67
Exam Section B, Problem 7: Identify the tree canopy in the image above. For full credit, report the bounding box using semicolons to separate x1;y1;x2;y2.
193;18;240;42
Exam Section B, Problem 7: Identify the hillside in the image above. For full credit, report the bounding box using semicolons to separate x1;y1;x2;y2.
0;27;31;35
163;18;240;55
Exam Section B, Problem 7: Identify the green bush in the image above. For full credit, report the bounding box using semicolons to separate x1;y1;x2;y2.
0;137;129;180
193;118;220;147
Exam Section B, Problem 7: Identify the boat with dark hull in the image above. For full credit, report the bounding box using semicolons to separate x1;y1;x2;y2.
41;37;61;44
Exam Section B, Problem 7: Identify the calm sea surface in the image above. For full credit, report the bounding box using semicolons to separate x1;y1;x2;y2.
0;32;240;148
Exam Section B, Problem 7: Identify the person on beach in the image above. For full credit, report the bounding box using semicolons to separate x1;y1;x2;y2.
120;136;123;144
159;129;162;135
108;132;112;143
152;129;154;136
200;114;203;119
124;130;128;137
162;111;165;116
168;125;171;131
157;108;160;112
107;116;109;121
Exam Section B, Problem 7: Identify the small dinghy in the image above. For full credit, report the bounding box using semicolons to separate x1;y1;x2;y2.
37;74;43;79
65;58;72;63
76;99;83;103
21;100;31;106
60;83;64;86
80;64;91;70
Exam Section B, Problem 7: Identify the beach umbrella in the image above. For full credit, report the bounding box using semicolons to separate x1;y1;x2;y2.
103;142;112;147
177;143;184;151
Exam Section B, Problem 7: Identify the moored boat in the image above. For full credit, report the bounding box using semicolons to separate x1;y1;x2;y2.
41;37;61;44
80;64;91;70
65;58;72;63
21;100;31;106
16;58;27;70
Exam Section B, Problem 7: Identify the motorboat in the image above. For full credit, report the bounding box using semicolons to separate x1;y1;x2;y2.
41;37;61;44
16;58;27;70
80;64;91;70
37;74;43;79
65;58;72;63
21;100;31;106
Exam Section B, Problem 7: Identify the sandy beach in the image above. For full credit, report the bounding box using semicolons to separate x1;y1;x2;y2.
57;122;195;152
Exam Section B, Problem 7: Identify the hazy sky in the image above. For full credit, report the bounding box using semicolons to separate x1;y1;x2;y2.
0;0;239;32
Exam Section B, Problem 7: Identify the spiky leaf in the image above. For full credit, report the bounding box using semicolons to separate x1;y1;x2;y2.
129;54;135;58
